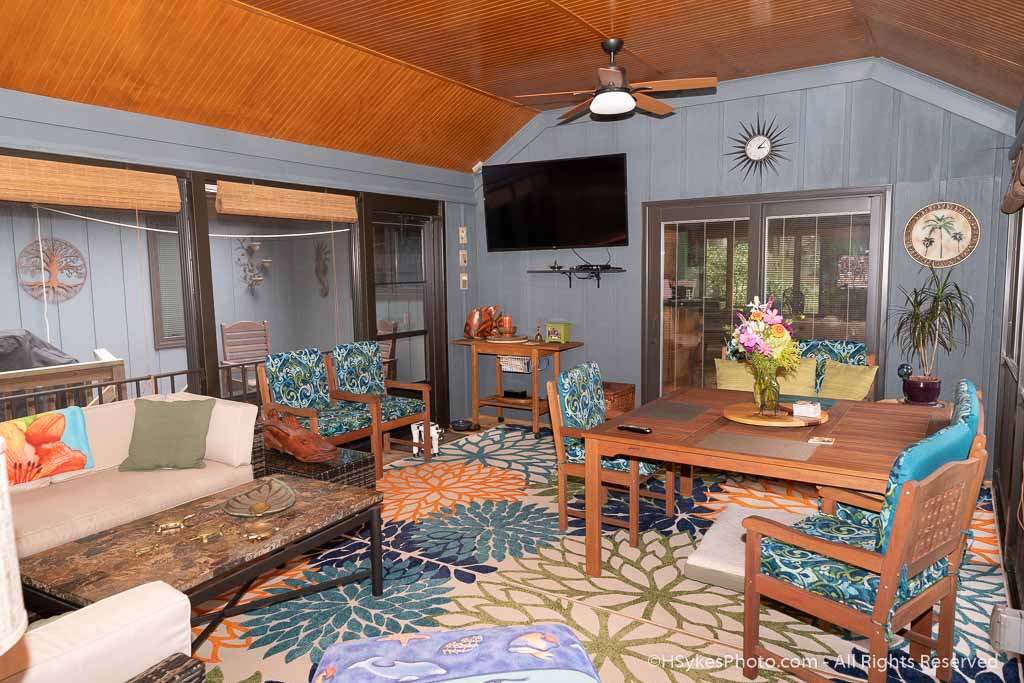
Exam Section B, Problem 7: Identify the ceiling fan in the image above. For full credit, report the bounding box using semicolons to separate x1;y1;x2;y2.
515;38;717;122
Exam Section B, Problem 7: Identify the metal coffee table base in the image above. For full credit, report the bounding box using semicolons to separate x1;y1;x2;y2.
189;503;383;653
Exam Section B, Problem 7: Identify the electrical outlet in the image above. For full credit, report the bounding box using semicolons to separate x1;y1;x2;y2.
991;604;1024;654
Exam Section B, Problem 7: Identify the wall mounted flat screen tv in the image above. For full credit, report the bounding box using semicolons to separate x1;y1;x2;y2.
483;153;628;251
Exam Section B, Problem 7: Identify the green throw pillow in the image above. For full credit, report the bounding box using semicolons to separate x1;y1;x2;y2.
715;358;817;397
818;360;879;401
120;398;215;471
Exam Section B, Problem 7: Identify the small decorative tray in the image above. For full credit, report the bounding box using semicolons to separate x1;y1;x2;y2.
224;477;297;517
485;335;528;343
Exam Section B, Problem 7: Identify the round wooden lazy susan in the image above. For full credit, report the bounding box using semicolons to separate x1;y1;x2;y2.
723;402;829;428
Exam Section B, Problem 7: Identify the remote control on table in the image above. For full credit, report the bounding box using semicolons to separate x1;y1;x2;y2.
617;424;652;434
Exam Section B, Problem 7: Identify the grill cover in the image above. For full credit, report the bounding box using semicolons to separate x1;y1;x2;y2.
0;329;78;372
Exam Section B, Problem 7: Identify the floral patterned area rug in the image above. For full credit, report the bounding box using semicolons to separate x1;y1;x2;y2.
197;425;1018;683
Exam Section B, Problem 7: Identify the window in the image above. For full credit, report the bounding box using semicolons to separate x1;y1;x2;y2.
147;217;186;349
1005;209;1024;369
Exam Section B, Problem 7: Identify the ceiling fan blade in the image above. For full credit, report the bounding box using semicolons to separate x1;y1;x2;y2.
633;92;674;117
598;67;625;88
515;89;591;100
632;76;718;93
559;97;595;122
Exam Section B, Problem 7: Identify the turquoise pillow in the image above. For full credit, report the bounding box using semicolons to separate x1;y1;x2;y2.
878;420;973;552
951;379;980;437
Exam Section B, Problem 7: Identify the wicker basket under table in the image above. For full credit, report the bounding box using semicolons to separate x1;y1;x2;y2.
602;381;636;418
264;448;376;489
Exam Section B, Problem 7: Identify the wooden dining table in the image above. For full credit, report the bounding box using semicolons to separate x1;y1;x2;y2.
581;387;951;576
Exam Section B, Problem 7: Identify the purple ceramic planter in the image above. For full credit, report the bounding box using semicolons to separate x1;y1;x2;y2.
903;376;941;405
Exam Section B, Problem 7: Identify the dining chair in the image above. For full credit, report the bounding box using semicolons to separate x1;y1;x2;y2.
546;361;675;547
742;389;986;683
220;320;270;396
376;319;399;381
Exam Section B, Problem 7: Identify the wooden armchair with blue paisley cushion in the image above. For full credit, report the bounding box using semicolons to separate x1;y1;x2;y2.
325;341;431;481
256;347;376;455
742;379;985;683
546;361;676;548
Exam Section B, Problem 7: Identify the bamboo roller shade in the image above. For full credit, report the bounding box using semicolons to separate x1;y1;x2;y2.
0;155;181;212
215;181;358;223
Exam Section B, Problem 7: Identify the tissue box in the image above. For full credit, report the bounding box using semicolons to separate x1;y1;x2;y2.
792;401;821;418
544;321;573;343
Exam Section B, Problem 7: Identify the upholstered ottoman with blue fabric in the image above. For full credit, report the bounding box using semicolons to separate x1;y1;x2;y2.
310;625;599;682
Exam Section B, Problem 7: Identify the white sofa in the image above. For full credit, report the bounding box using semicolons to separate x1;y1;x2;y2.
0;581;191;682
9;392;258;558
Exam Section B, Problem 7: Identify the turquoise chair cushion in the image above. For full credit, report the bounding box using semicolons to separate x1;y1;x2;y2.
951;378;980;437
331;342;386;396
297;403;372;438
761;530;947;621
878;420;973;553
264;348;331;410
725;339;868;393
557;362;659;477
564;440;660;477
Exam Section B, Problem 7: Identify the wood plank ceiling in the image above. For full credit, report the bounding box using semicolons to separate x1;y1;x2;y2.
0;0;1020;172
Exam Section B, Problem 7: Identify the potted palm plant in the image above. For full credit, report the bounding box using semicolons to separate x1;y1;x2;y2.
892;268;974;404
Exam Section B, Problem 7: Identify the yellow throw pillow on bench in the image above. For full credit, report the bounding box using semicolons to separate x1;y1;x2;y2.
714;357;818;397
818;360;878;401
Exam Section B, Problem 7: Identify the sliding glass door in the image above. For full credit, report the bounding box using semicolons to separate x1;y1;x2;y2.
644;189;888;401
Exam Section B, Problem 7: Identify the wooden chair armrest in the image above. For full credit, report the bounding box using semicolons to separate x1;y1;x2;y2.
330;390;382;405
265;402;318;419
817;486;884;514
743;515;883;573
561;427;587;440
385;380;431;395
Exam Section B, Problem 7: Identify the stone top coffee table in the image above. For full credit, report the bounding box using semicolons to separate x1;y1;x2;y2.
20;475;383;652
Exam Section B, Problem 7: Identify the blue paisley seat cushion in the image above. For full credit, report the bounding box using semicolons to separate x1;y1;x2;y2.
564;439;660;477
297;404;372;437
761;512;948;620
793;512;880;550
264;348;331;410
331;342;386;396
832;502;882;533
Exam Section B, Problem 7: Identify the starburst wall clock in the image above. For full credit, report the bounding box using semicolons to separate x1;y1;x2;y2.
727;115;791;180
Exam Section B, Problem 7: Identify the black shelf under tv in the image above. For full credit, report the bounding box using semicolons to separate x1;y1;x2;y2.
525;266;626;288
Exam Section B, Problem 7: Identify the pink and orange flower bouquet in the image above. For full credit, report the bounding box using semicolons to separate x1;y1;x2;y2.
731;295;800;414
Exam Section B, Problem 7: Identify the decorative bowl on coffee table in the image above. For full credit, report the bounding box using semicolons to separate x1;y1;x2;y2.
224;477;297;517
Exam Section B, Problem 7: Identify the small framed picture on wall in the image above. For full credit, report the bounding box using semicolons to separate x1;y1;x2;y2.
458;249;468;267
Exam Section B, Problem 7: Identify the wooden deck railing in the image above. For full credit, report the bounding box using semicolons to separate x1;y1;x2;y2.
0;369;205;421
0;359;271;422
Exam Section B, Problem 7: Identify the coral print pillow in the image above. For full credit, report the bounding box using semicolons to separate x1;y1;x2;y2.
1;407;93;487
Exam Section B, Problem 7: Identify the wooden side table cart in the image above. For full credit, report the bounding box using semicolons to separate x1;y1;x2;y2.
451;338;584;437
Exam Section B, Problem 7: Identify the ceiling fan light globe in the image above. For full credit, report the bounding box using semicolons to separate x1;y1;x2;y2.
590;90;635;116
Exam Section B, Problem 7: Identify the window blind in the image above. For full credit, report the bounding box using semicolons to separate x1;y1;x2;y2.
0;154;181;212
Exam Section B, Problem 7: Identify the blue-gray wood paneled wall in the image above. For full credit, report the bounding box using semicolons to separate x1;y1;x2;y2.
462;59;1015;454
0;87;474;394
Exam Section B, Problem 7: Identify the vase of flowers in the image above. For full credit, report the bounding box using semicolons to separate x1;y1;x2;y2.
732;295;800;415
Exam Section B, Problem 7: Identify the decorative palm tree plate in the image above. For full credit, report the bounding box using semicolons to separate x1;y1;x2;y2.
224;477;297;517
903;202;980;268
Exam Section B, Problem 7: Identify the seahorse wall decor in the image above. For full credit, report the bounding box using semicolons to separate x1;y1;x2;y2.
315;241;331;297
